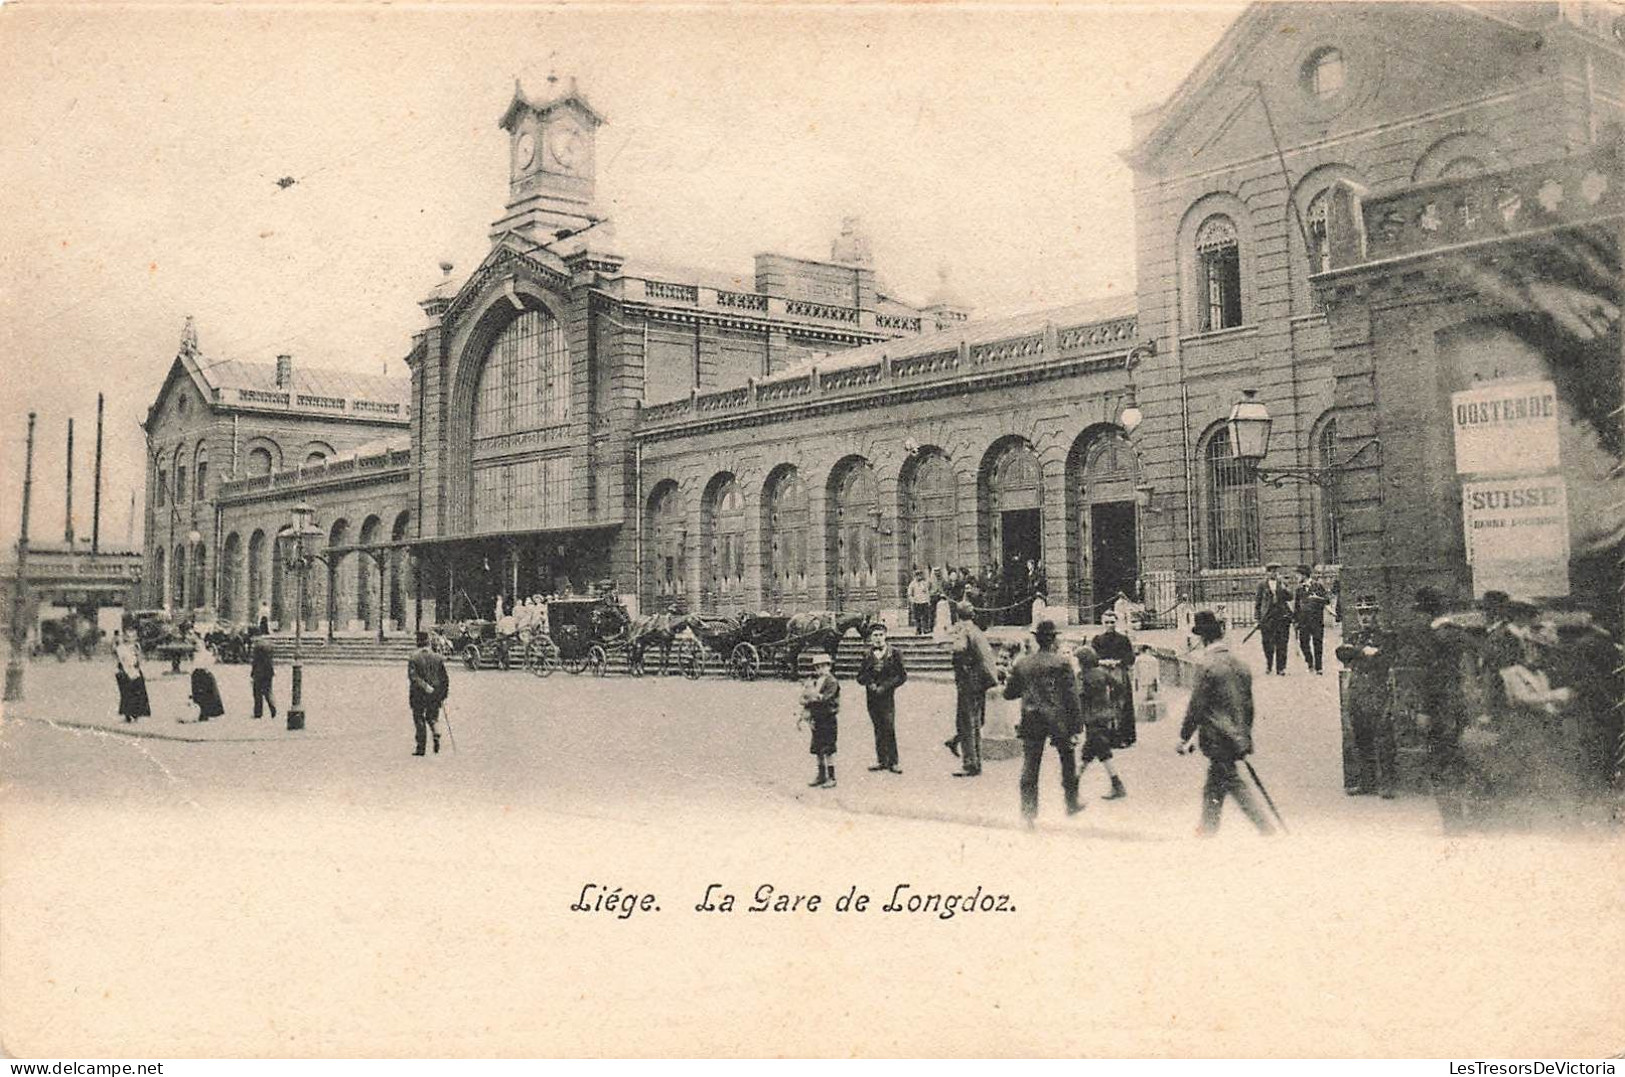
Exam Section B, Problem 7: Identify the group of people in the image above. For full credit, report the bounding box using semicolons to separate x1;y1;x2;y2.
497;595;552;637
110;624;282;726
1253;562;1333;676
904;560;1052;636
797;603;1180;828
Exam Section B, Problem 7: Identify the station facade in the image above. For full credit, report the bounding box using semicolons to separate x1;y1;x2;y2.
142;3;1625;634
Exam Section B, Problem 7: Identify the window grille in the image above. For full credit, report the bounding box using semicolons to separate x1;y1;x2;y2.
908;453;957;573
766;469;810;608
1196;215;1242;331
1203;429;1260;569
708;479;746;604
473;309;570;437
648;484;687;602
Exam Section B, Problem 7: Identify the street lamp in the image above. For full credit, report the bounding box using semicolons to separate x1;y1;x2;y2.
1117;341;1156;435
1225;388;1380;486
278;501;324;731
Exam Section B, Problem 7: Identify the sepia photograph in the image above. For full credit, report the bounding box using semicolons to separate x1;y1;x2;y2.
0;0;1621;1061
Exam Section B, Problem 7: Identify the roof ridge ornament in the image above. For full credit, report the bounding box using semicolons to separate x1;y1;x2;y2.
179;315;199;359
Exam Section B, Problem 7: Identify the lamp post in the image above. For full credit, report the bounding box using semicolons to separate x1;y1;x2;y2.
1225;388;1379;487
279;501;324;731
4;413;37;703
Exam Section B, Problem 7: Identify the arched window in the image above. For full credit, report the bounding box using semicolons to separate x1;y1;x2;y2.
192;546;207;612
473;308;570;436
906;452;958;575
173;544;187;608
1196;215;1242;331
647;483;688;607
829;459;879;612
246;447;274;478
1303;47;1345;99
357;516;381;630
389;512;411;631
153;547;166;607
1439;157;1486;180
764;467;810;611
704;477;747;612
1203;429;1260;569
247;530;265;621
305;451;327;468
1315;417;1342;565
174;446;188;506
156;469;168;507
194;444;208;500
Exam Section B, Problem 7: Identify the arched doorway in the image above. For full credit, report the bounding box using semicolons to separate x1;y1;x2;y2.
981;439;1043;624
153;547;166;609
702;474;746;614
389;512;411;632
763;465;811;612
1067;428;1141;622
326;520;349;630
357;516;381;631
221;533;242;624
646;481;688;611
827;457;879;613
247;530;265;622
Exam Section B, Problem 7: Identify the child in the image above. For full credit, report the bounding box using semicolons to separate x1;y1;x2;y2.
1074;645;1128;799
800;651;841;788
1132;643;1163;723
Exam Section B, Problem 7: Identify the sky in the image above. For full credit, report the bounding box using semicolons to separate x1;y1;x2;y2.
0;1;1243;550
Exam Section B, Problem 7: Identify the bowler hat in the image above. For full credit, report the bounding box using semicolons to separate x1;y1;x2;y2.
810;651;833;666
1265;562;1282;571
1191;610;1225;641
1034;618;1059;640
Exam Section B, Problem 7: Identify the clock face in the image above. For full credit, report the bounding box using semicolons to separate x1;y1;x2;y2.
548;122;585;174
514;131;536;170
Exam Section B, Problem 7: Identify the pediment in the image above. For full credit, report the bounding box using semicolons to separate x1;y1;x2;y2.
442;236;573;329
1128;3;1541;175
143;354;212;432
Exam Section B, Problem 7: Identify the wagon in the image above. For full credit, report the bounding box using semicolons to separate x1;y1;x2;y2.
455;619;525;672
523;595;631;677
723;613;794;681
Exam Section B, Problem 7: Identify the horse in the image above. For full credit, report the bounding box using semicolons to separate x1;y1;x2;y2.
782;609;882;678
625;607;703;676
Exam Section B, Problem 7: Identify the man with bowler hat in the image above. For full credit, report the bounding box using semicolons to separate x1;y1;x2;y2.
408;629;451;756
249;631;277;720
1294;565;1330;674
1179;610;1274;835
1254;563;1294;675
1003;618;1085;824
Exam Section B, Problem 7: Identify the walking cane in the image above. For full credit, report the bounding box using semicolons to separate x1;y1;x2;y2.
1243;759;1289;834
440;703;459;754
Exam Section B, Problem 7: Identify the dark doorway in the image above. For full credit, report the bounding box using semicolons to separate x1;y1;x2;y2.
998;508;1043;624
1090;501;1137;622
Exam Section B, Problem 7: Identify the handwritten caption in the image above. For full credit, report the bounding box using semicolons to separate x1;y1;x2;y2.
571;883;1016;920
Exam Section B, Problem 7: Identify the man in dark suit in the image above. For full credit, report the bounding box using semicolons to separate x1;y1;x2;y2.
1293;564;1330;675
249;633;277;720
947;601;1000;777
1179;610;1274;835
856;624;907;774
1091;610;1137;748
1254;562;1294;675
1003;619;1085;824
408;629;451;756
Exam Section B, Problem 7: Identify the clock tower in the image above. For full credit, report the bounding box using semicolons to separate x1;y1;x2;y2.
491;78;605;243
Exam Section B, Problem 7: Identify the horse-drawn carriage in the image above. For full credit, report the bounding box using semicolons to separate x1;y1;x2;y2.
202;624;253;664
451;620;527;671
36;614;98;661
523;595;633;677
683;610;878;681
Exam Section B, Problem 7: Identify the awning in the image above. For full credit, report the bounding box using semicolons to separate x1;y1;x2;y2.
402;522;622;551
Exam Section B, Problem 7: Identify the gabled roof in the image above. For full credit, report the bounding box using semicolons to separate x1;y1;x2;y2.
201;360;408;404
499;77;607;132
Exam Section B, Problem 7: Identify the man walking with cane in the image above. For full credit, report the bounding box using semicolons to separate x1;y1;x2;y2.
408;629;451;757
1178;610;1276;836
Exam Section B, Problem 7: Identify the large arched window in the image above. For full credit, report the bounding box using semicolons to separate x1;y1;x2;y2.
1314;416;1342;565
473;308;570;436
829;459;879;612
905;451;957;575
1202;429;1260;569
703;476;747;613
1306;189;1331;276
357;516;381;630
194;444;209;500
763;467;810;611
647;482;688;607
153;547;166;607
1196;215;1242;331
247;530;266;620
246;447;274;478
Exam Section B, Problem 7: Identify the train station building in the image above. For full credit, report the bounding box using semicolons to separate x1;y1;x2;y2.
140;2;1623;634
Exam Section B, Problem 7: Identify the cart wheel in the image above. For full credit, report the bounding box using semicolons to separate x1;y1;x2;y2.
682;643;706;680
526;635;557;678
562;652;589;675
730;642;760;681
588;644;608;677
462;643;481;672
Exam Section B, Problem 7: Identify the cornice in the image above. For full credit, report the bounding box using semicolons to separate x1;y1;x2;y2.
596;293;888;346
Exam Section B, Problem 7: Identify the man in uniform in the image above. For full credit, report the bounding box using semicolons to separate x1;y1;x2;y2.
1335;599;1398;798
1003;619;1084;825
947;600;1000;777
1178;610;1274;835
1293;565;1330;675
1254;563;1294;675
408;629;451;756
856;623;907;774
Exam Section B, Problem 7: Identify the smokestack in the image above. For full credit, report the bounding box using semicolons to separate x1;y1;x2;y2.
276;354;293;389
64;417;74;547
92;393;104;554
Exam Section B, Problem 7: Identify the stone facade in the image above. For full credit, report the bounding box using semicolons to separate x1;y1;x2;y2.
139;3;1625;633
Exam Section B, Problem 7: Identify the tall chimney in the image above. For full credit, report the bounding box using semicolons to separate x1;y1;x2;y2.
276;354;293;389
64;417;74;547
92;393;104;554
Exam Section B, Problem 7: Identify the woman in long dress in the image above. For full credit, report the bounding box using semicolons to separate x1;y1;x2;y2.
115;632;150;722
188;636;225;722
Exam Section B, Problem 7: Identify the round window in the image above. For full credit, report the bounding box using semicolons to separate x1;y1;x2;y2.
1303;47;1346;100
